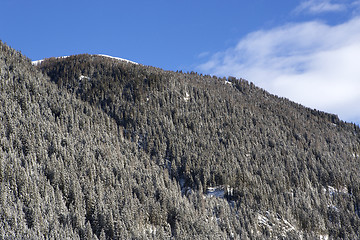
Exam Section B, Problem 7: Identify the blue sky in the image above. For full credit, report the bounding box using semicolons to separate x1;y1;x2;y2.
1;0;360;124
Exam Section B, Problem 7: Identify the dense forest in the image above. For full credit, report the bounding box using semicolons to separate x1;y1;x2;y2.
1;40;360;239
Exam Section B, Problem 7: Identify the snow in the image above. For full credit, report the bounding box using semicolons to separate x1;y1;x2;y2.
327;204;339;212
143;224;156;236
31;59;44;66
257;211;297;237
206;186;225;198
32;56;70;65
205;185;233;198
79;75;90;81
257;214;269;226
326;185;348;196
320;234;329;240
323;185;350;216
183;92;190;102
32;54;138;66
282;219;296;232
227;186;233;196
327;186;336;196
97;54;138;65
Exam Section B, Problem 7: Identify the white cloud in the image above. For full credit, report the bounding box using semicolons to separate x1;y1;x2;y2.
351;1;360;15
197;51;210;58
197;17;360;123
294;0;346;14
352;0;360;7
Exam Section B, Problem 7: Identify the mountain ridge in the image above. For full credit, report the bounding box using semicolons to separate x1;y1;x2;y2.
32;54;139;66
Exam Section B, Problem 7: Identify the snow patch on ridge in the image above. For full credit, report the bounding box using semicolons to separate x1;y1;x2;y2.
31;59;44;66
97;54;138;65
32;56;70;66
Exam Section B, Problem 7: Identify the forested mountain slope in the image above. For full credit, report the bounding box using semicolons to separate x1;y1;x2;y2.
1;41;360;239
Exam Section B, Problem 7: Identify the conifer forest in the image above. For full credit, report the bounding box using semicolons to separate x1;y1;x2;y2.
1;41;360;239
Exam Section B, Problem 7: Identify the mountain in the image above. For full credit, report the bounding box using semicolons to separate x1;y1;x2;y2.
1;40;360;239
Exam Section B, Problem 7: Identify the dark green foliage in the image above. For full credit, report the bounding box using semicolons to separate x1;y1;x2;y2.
1;40;360;239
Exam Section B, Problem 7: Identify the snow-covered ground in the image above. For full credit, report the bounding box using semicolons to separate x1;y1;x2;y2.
205;185;233;198
324;185;348;196
257;211;297;237
206;186;225;198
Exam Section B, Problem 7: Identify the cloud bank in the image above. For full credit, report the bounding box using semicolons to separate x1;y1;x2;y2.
198;16;360;124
